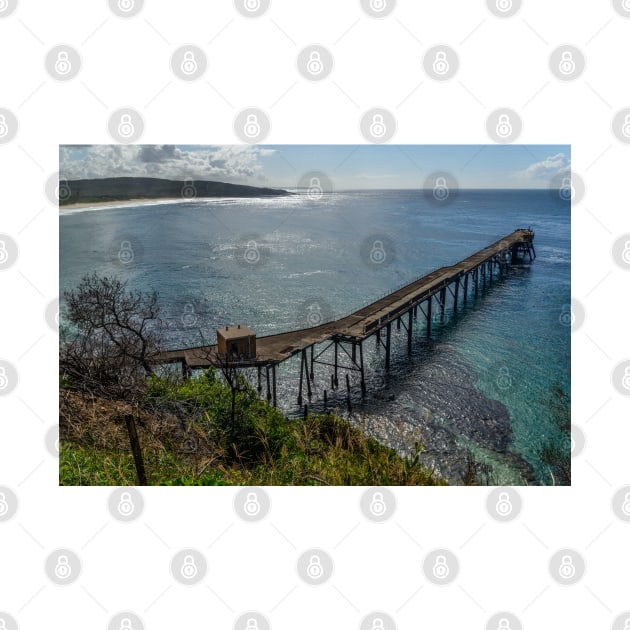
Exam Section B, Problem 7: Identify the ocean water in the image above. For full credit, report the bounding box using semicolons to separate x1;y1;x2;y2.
60;189;570;485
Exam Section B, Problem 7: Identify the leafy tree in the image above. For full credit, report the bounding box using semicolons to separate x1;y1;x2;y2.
61;274;163;397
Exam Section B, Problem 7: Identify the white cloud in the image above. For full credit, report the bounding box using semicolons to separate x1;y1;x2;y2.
513;152;571;181
60;145;276;183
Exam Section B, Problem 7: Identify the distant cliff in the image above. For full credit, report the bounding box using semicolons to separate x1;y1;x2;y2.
58;177;292;205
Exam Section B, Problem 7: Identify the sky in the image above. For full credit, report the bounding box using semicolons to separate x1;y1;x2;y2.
59;144;571;190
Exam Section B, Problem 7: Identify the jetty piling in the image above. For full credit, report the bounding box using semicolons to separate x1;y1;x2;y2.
158;229;535;408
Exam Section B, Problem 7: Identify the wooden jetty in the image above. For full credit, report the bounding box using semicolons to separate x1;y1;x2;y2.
157;229;535;407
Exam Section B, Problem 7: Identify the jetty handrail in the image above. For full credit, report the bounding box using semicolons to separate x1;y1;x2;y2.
242;229;535;337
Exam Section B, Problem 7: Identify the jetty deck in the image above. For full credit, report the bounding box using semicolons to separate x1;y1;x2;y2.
157;228;535;406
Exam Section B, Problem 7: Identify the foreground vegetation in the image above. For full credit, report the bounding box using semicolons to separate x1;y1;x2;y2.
537;384;571;485
59;273;570;486
60;369;445;486
59;273;444;486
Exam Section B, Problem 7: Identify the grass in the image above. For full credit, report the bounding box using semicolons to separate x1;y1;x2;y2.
59;369;445;486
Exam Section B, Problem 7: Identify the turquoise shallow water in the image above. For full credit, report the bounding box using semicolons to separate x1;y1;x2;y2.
60;189;570;485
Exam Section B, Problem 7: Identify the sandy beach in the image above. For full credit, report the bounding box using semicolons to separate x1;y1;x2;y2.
59;197;196;213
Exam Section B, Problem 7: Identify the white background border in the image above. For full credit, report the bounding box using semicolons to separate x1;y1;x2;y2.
1;0;629;628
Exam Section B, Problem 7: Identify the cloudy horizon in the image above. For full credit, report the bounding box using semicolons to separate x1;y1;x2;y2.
60;144;571;190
